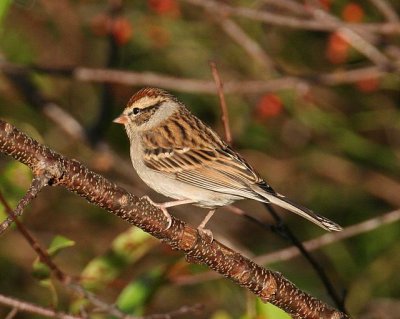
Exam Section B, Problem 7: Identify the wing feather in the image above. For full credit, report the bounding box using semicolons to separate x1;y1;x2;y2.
143;144;264;200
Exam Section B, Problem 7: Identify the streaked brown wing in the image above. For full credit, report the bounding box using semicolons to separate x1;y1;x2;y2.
143;146;264;199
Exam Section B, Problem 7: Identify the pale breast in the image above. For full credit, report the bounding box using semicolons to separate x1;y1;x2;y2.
129;133;242;208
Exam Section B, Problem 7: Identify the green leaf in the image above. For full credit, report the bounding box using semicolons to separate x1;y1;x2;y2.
47;235;75;256
32;235;74;281
81;227;156;291
69;298;89;316
32;259;51;280
256;299;291;319
80;256;122;290
39;278;58;308
0;162;32;222
211;310;233;319
112;227;154;262
31;262;58;307
116;266;165;315
0;0;11;27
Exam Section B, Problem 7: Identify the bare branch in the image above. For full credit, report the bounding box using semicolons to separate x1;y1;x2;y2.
173;209;400;288
0;175;49;234
183;0;400;34
256;209;400;265
213;17;276;71
1;61;396;96
311;153;400;208
0;120;348;319
0;293;82;319
4;307;18;319
260;0;308;17
263;203;347;312
0;190;66;281
306;1;392;68
209;62;232;144
142;304;203;319
369;0;400;22
0;190;141;319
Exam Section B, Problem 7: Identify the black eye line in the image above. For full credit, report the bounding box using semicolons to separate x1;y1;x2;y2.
128;101;163;116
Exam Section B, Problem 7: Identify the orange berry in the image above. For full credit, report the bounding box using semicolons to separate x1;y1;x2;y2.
148;0;180;17
256;94;283;119
319;0;331;11
342;3;364;22
112;18;133;46
326;32;349;64
355;77;380;92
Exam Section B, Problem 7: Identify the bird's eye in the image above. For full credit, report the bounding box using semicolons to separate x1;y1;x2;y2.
131;108;140;115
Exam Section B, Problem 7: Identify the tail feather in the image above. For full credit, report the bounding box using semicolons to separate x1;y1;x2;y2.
254;187;342;232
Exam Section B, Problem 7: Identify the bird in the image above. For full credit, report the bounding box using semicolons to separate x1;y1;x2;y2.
114;87;342;235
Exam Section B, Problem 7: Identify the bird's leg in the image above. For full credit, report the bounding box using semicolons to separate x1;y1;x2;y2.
161;199;196;208
142;196;195;229
197;209;216;242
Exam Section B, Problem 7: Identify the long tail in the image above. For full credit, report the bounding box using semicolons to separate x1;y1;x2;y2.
253;185;342;232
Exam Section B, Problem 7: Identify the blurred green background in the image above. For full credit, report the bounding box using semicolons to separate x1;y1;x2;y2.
0;0;399;318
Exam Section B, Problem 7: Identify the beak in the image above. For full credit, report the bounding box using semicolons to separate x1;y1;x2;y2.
113;114;129;125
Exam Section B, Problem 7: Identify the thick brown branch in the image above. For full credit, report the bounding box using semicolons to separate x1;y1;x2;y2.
0;120;348;319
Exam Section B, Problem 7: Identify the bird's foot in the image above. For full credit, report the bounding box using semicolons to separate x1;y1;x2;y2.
142;196;173;230
196;209;216;242
197;226;214;243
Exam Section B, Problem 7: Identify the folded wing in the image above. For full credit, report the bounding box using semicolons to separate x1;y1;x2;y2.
143;145;269;201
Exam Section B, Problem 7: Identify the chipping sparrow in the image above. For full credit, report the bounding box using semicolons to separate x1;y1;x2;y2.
114;88;342;234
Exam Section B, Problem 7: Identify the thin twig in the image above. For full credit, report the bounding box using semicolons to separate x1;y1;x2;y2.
173;208;400;287
306;1;392;68
214;17;276;72
369;0;399;22
5;307;18;319
260;0;308;17
256;209;400;265
67;283;140;319
142;304;203;319
0;175;49;235
2;61;398;95
263;203;347;313
0;190;139;319
0;293;82;319
209;61;232;144
0;191;142;319
183;0;400;34
226;205;276;232
0;190;67;281
229;203;346;312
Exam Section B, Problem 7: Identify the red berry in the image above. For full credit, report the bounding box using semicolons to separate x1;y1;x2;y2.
148;0;180;17
342;3;364;22
319;0;331;11
256;94;283;119
326;32;349;64
112;18;133;46
355;77;380;92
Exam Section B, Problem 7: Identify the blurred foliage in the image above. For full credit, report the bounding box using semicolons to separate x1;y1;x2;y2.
0;0;399;318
